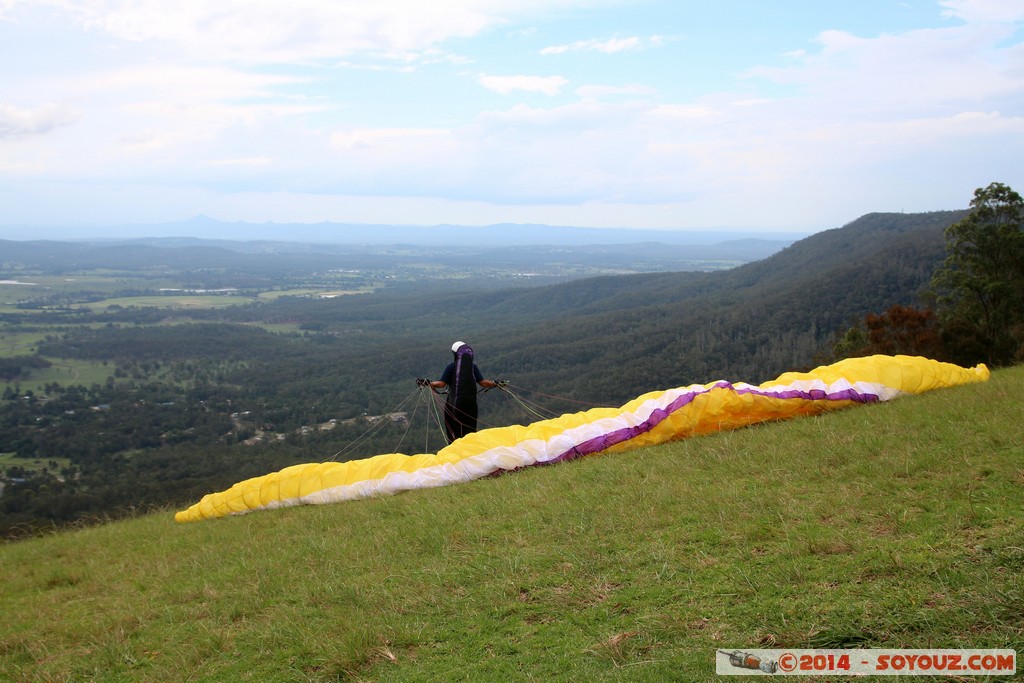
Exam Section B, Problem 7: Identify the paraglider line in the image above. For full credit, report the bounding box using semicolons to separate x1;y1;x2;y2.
498;386;560;422
330;389;420;461
424;384;451;447
393;390;426;455
506;383;607;408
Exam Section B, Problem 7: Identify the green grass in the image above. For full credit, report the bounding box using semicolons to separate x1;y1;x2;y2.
78;295;258;311
256;288;371;300
0;453;72;475
0;323;121;360
0;330;42;357
0;275;182;303
0;319;118;391
2;366;1022;681
1;357;115;393
16;358;114;389
242;322;306;334
0;280;50;306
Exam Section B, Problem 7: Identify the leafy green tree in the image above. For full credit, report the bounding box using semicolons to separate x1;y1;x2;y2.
931;182;1024;366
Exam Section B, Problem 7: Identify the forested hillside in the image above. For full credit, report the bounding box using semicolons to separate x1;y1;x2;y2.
230;209;961;398
466;211;966;391
0;210;967;535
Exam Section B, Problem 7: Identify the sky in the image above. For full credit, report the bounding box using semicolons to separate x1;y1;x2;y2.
1;0;1023;235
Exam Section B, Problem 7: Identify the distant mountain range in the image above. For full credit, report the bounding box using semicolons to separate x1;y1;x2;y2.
0;214;809;246
0;217;804;277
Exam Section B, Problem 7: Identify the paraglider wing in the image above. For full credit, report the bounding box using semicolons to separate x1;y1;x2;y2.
175;355;989;523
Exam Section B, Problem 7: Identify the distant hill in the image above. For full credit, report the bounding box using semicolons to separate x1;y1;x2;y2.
0;235;795;281
0;215;808;246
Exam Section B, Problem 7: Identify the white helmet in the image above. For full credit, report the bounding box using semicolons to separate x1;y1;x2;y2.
451;341;466;353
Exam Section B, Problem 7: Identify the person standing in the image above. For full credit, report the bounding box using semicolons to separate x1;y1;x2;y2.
419;341;497;443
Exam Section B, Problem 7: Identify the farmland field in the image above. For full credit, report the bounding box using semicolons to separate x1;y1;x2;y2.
76;294;257;311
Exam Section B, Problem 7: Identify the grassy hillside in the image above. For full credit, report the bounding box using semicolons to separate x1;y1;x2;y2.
3;364;1021;681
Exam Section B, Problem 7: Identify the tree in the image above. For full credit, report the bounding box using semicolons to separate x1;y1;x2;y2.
931;182;1024;366
832;305;947;361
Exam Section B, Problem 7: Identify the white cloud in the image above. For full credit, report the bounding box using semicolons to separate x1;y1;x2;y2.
0;59;327;175
13;0;621;65
747;23;1024;118
196;191;717;229
74;64;307;104
939;0;1024;23
2;0;1022;231
323;127;468;195
330;127;453;152
575;83;657;100
479;74;569;95
201;157;274;167
646;103;718;121
0;103;80;139
540;35;662;55
27;0;493;63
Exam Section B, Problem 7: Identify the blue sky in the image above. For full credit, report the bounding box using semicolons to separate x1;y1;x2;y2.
1;0;1022;235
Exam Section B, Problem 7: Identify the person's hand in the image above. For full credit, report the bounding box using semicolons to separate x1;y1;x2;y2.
495;379;508;390
416;378;429;387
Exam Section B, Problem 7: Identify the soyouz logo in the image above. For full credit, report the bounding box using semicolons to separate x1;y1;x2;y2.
716;649;1016;676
